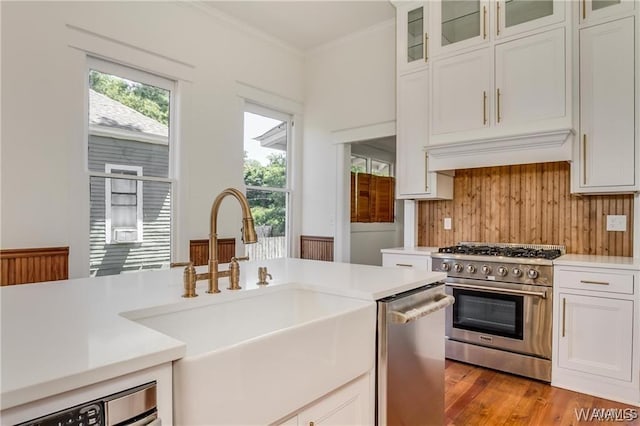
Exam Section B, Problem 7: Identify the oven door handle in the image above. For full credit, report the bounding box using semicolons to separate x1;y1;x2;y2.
446;282;547;299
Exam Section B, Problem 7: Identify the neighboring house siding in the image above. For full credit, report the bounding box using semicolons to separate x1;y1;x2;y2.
89;135;170;276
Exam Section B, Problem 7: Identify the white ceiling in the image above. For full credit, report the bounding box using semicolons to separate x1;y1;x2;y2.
202;1;396;51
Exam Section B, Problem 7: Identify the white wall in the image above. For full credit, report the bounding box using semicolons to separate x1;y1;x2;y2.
302;20;397;251
0;2;304;277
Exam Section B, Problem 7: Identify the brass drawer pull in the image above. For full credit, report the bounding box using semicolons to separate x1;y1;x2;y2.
424;33;429;62
582;134;587;185
483;6;487;39
580;280;610;286
496;88;502;123
396;263;414;267
483;91;487;125
562;297;566;337
496;2;500;36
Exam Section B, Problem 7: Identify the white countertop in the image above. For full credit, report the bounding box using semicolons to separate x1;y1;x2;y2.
554;254;640;270
380;246;440;255
0;257;445;410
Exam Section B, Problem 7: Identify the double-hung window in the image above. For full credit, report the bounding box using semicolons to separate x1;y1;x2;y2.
243;103;292;260
87;57;175;277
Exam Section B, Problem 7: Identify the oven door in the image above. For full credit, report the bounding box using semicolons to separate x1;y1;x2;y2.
445;278;552;359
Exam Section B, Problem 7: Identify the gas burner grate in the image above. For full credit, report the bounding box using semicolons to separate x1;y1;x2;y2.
437;243;564;260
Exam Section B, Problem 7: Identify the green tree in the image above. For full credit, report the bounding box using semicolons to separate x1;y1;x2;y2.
89;70;169;126
244;153;287;236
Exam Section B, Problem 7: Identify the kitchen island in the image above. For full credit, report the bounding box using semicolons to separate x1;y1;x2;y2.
1;258;446;424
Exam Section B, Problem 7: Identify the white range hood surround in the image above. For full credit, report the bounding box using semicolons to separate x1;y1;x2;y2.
425;128;574;171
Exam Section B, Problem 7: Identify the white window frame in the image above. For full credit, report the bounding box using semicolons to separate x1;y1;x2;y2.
244;102;293;258
87;57;176;252
105;164;143;244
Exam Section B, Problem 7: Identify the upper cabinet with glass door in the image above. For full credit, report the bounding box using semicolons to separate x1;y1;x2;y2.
430;0;565;57
431;0;489;57
580;0;635;25
397;2;430;74
497;0;564;39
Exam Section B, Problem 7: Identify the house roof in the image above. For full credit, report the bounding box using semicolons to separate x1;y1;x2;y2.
89;89;168;143
253;121;286;151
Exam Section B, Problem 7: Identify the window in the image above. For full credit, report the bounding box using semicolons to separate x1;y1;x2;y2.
243;103;292;260
105;164;143;244
88;58;174;277
350;154;395;223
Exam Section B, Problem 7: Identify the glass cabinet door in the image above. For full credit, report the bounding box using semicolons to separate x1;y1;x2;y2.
504;0;554;28
581;0;634;23
407;6;425;63
431;0;487;57
441;0;482;47
498;0;564;38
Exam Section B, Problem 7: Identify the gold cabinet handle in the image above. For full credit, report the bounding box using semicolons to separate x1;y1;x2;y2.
483;91;487;125
582;134;587;185
396;263;414;267
496;88;502;123
496;1;500;36
483;6;487;39
580;280;610;286
582;0;586;20
424;33;429;62
425;153;429;191
562;297;566;337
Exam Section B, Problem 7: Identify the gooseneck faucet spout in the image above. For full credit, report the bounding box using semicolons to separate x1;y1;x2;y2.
208;188;258;293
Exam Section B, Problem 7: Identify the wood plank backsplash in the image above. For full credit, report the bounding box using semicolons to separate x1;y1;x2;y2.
417;162;634;256
1;247;69;286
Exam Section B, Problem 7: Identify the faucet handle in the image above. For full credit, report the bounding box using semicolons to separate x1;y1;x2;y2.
171;261;198;298
231;256;250;263
257;266;272;286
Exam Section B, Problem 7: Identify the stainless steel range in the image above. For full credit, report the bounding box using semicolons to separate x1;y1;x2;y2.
431;242;565;382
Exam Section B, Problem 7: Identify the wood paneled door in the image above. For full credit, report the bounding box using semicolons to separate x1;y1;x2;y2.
418;162;634;256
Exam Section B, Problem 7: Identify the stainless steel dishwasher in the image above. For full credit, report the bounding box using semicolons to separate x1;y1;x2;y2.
377;282;454;426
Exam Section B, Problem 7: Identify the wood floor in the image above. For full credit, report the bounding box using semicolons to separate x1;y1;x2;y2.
445;360;640;426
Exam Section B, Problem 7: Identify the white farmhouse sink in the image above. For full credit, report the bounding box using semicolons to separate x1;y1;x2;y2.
126;287;376;425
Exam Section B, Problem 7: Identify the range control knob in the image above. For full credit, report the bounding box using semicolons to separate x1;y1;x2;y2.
441;263;451;272
527;269;539;279
453;263;463;273
512;267;523;277
497;266;508;277
481;265;492;275
466;264;477;274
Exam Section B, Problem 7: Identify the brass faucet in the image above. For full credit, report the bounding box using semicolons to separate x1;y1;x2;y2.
172;188;258;297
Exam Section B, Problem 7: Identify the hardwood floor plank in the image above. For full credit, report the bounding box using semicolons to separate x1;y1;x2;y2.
445;360;640;426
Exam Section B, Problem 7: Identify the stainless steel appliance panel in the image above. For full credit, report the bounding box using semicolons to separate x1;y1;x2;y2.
377;283;454;426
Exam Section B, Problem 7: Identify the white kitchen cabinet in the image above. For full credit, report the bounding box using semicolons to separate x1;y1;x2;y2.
277;373;372;426
397;2;430;75
430;0;564;58
557;293;633;381
553;264;639;405
497;0;564;39
494;27;566;128
397;69;453;199
576;16;636;191
382;252;431;270
430;0;489;58
431;27;566;140
431;48;492;136
580;0;635;25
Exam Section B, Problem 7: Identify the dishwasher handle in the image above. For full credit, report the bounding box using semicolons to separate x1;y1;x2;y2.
389;294;455;324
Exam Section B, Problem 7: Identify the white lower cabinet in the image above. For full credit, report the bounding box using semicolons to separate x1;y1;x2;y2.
557;293;633;381
382;252;431;270
553;265;639;405
276;373;373;426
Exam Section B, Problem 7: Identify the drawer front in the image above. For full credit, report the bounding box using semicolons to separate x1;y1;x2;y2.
382;254;430;270
555;269;634;295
